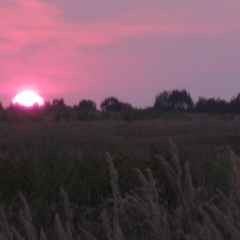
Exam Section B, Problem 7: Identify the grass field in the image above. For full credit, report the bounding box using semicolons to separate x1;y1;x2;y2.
0;114;240;239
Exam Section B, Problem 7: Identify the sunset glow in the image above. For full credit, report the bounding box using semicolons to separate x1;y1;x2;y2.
12;91;44;107
1;0;240;107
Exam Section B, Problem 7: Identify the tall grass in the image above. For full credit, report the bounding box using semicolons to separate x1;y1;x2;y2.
0;141;240;239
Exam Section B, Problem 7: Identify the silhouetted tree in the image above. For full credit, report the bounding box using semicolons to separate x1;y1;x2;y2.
43;101;51;110
101;97;120;112
154;89;194;111
154;91;170;110
196;97;211;112
196;97;228;113
168;90;194;110
52;98;66;110
229;93;240;113
0;103;4;121
52;98;71;121
101;97;133;112
1;103;45;122
78;100;97;112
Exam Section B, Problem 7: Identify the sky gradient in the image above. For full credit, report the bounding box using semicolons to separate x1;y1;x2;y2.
1;0;240;108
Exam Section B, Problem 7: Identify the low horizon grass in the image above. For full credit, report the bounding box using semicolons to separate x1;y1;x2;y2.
0;118;239;239
0;141;240;239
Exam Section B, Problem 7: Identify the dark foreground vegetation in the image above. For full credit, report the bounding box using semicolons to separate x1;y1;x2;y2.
1;89;240;122
0;116;240;239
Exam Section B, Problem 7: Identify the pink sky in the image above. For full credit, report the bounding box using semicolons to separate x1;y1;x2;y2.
1;0;240;108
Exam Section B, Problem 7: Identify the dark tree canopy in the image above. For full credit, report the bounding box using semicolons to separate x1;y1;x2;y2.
154;89;194;111
101;97;133;112
0;103;3;111
154;91;170;110
229;93;240;113
52;98;66;110
78;100;97;112
168;90;194;110
196;97;228;113
1;89;240;122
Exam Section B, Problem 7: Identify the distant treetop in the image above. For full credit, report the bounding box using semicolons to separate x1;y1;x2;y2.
154;89;194;111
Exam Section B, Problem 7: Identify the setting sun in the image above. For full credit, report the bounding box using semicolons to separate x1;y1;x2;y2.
12;91;44;107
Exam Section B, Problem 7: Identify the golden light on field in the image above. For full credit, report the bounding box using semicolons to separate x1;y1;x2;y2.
12;91;44;107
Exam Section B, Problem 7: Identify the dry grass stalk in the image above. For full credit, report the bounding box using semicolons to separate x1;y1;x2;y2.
0;233;7;240
60;188;74;240
157;146;195;235
113;218;125;240
183;235;197;240
54;214;66;240
215;147;240;230
203;202;240;239
156;141;221;238
65;222;74;240
226;146;240;191
60;188;73;225
78;226;98;240
101;209;113;240
10;227;24;240
105;152;122;215
227;147;240;220
200;146;240;238
134;168;159;205
183;162;195;207
196;204;223;240
101;205;125;240
1;143;240;239
169;139;182;178
191;204;218;240
130;168;171;239
19;192;38;240
181;161;198;227
102;152;126;240
157;155;182;196
0;206;13;240
39;229;47;240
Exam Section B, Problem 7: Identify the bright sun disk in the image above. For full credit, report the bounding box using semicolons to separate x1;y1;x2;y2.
12;91;44;107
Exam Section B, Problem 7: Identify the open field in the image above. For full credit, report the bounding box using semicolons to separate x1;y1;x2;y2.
0;114;240;239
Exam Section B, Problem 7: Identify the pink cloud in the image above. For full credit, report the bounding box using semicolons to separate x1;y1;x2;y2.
1;0;240;106
2;0;238;56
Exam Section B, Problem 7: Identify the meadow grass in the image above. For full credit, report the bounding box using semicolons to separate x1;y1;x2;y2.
0;115;239;238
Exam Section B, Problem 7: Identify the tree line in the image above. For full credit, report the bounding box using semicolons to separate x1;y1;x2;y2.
0;89;240;121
